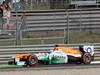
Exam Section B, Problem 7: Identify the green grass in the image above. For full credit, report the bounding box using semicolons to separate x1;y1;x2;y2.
21;38;64;45
24;4;50;10
0;30;100;46
67;30;100;44
0;40;16;46
0;38;64;46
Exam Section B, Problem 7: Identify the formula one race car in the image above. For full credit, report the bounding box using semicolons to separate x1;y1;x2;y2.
8;45;94;67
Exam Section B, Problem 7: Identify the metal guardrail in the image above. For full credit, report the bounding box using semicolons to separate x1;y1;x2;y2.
1;8;100;45
11;8;100;31
0;43;100;64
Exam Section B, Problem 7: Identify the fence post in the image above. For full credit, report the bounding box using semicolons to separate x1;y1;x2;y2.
41;39;44;44
20;30;22;45
66;9;69;44
79;9;82;31
64;28;66;43
30;0;33;10
15;1;19;45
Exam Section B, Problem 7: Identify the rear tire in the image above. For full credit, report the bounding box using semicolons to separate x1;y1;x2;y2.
45;61;49;65
27;55;38;67
81;53;92;64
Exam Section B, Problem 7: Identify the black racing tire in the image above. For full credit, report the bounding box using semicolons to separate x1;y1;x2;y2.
27;55;38;67
44;61;49;65
81;53;92;64
8;61;14;65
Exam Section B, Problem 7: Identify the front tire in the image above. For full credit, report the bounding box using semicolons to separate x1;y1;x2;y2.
27;55;38;67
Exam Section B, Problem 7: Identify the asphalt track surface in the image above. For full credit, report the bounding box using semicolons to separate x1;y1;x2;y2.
1;68;100;75
0;63;100;71
0;64;100;75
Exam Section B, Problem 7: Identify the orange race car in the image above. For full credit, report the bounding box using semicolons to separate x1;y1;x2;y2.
8;45;94;67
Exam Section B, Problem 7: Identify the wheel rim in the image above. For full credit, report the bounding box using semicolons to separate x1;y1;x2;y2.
82;53;91;64
28;55;38;66
30;58;36;64
84;54;91;63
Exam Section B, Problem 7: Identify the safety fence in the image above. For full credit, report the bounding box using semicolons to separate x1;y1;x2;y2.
11;8;100;31
9;0;68;10
6;0;100;10
0;43;100;64
1;8;100;45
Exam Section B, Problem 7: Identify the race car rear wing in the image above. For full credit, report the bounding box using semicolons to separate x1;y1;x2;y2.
79;45;94;55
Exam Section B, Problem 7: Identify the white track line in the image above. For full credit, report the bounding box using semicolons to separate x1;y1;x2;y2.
91;61;100;64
